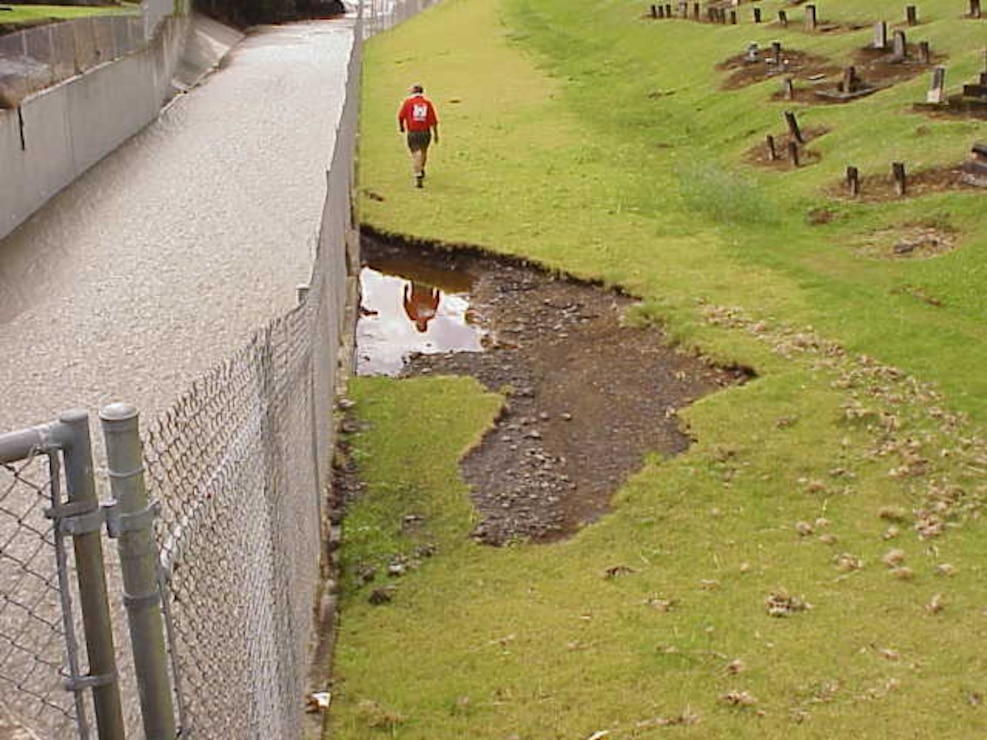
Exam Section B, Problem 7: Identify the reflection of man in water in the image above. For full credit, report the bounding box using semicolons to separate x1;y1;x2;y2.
403;282;441;333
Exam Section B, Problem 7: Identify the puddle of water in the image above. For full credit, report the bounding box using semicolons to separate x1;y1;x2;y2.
356;256;485;376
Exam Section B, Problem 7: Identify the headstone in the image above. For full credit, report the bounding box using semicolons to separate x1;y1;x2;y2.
746;42;760;62
846;166;860;197
927;65;946;103
892;162;907;196
918;41;930;64
778;10;788;26
771;40;783;65
805;4;817;31
784;110;804;144
959;142;987;187
678;1;687;17
873;21;888;50
892;30;907;61
753;7;762;23
906;5;917;26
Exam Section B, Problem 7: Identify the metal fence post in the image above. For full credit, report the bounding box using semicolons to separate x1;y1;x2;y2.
99;403;177;740
59;410;127;740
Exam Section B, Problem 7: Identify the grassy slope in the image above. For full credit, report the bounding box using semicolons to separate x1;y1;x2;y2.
0;4;137;25
333;0;987;736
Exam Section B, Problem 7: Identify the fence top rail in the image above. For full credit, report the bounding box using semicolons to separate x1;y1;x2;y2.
0;410;86;464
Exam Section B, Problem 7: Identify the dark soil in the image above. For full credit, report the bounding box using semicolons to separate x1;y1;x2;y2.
360;231;749;545
824;164;983;202
719;49;841;92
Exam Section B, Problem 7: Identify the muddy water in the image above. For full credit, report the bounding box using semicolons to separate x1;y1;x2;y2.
357;253;487;375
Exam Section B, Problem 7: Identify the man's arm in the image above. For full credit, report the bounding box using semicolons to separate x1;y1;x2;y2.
431;123;439;144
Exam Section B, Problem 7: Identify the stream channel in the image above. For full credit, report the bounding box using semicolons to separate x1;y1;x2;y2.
355;233;748;544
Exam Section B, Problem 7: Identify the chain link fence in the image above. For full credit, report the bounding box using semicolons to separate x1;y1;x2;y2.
0;452;81;739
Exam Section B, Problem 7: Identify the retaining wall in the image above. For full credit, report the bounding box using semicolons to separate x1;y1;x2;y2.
0;13;240;241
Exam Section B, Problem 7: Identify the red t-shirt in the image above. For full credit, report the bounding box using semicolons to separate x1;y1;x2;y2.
398;95;438;132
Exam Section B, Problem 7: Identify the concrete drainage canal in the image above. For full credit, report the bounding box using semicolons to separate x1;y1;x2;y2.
355;230;750;545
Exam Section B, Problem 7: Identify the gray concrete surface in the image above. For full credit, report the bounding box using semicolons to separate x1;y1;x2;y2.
0;19;355;430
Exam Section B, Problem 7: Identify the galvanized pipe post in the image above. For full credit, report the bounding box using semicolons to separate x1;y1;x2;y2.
100;403;177;740
60;410;127;740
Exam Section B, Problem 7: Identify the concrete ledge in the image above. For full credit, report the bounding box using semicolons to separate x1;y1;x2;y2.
0;14;242;241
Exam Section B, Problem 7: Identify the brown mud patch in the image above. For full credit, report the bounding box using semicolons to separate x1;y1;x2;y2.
360;230;749;545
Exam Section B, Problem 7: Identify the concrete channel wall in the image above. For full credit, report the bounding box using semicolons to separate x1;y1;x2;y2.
0;13;241;241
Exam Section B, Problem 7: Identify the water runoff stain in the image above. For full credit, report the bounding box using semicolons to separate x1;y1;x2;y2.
356;252;487;375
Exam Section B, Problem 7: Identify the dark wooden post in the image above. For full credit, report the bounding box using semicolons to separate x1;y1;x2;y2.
846;166;860;196
784;110;804;143
892;162;907;196
906;5;918;25
778;10;788;26
729;9;737;24
693;2;700;20
918;41;930;64
788;141;800;167
782;76;795;99
665;4;672;18
805;4;817;30
972;0;982;19
651;4;658;19
753;7;762;23
766;135;777;161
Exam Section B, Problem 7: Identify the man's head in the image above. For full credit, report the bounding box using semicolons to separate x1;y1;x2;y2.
410;84;424;94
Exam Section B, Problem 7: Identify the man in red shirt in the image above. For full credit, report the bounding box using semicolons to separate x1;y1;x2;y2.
398;84;439;188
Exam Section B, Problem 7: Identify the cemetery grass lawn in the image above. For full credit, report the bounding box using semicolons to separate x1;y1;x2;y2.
334;0;987;736
0;4;138;26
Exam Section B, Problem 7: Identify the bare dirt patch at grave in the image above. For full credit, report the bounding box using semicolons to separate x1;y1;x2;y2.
718;49;840;91
359;230;749;545
718;44;940;103
853;220;959;261
744;125;829;168
824;164;981;202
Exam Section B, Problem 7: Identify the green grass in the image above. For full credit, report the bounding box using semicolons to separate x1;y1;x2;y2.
332;0;987;736
0;3;138;27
